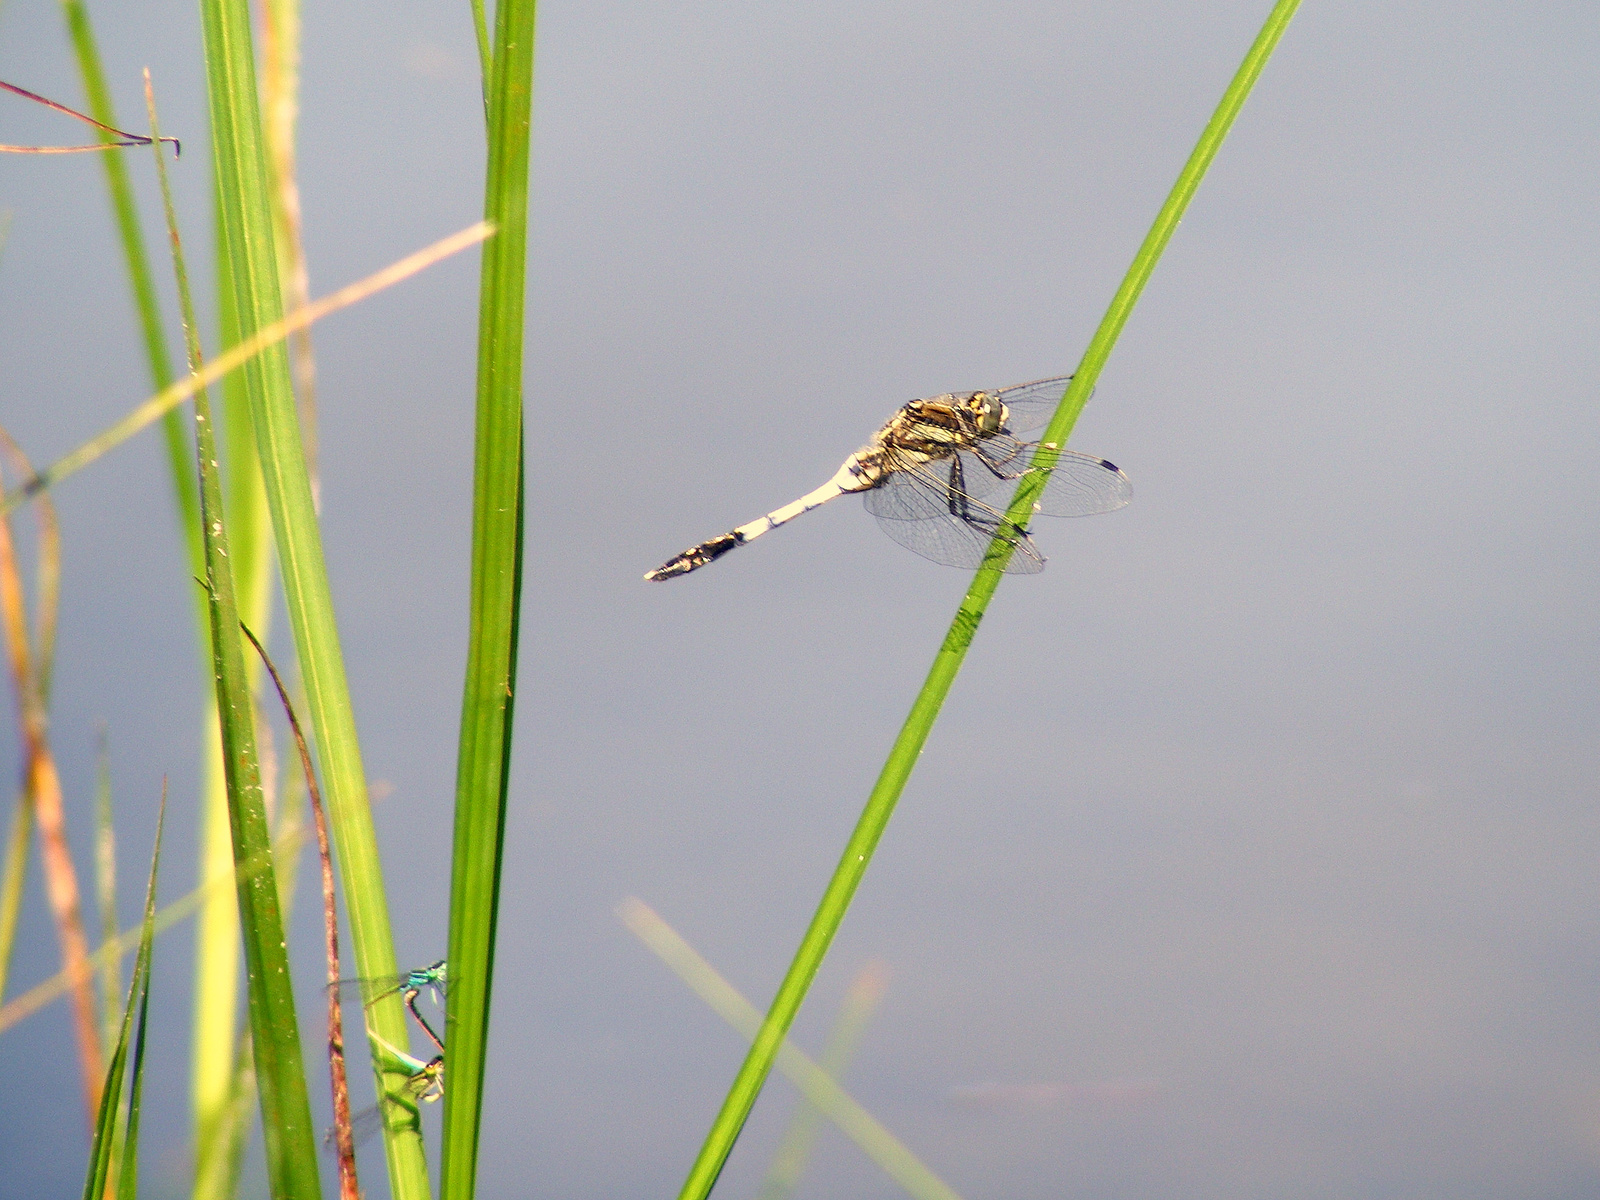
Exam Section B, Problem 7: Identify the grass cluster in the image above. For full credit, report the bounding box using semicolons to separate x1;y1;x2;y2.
0;0;1301;1196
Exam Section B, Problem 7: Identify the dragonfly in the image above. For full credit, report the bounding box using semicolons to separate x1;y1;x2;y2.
645;376;1130;580
331;959;447;1054
327;1040;444;1150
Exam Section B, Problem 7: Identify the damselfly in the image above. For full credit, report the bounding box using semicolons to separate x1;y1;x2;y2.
327;1039;444;1150
331;959;446;1053
646;376;1130;580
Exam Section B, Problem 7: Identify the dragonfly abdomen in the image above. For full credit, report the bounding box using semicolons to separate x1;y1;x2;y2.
645;463;861;581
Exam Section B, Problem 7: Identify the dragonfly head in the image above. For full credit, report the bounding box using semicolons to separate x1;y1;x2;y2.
968;391;1006;436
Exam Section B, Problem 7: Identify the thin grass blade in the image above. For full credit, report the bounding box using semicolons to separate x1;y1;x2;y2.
190;194;258;1200
675;4;1306;1195
256;0;320;495
113;784;166;1200
441;0;535;1195
81;788;164;1200
147;82;323;1198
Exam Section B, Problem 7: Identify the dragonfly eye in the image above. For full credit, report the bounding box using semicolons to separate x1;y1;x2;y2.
972;393;1003;435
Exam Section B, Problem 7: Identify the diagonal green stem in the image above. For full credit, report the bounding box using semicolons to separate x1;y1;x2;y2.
676;3;1305;1195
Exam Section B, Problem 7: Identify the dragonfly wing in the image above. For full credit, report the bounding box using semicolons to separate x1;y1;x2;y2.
912;439;1128;514
1031;450;1132;517
330;974;403;1007
864;465;1046;573
993;376;1074;433
329;1103;387;1152
961;436;1035;498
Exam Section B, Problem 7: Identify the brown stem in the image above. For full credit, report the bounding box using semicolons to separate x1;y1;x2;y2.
238;621;359;1200
0;460;102;1120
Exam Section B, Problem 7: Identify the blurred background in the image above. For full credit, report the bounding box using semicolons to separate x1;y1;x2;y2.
2;0;1598;1196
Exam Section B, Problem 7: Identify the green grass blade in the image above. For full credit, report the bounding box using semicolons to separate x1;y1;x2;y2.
620;900;959;1200
193;1;432;1191
81;789;165;1200
675;4;1305;1195
440;0;535;1194
470;0;491;113
60;0;203;575
188;710;240;1200
113;784;165;1200
258;0;321;490
148;82;323;1200
191;167;281;1200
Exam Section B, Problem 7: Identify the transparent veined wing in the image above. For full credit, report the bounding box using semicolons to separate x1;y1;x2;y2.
992;376;1074;433
863;461;1047;572
1026;449;1132;517
916;437;1132;517
329;974;407;1008
960;435;1035;497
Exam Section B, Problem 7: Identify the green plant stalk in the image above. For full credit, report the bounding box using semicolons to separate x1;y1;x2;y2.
258;0;321;486
189;714;241;1200
191;190;272;1200
441;0;534;1194
193;1;427;1193
113;791;163;1200
80;792;163;1200
188;710;238;1200
675;3;1305;1195
149;83;323;1198
469;0;490;115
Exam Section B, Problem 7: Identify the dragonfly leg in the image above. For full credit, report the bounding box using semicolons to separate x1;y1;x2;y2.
946;456;969;519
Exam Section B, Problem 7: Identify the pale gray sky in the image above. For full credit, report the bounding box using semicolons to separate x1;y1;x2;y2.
3;1;1598;1197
